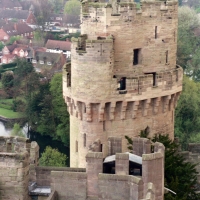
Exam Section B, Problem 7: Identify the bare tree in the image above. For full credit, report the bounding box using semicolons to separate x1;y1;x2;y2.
32;0;53;41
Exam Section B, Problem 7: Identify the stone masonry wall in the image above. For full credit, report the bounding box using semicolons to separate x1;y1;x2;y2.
51;171;87;200
29;141;39;182
0;137;31;200
68;91;179;167
142;142;165;200
0;136;31;153
0;152;30;200
98;174;143;200
36;166;86;186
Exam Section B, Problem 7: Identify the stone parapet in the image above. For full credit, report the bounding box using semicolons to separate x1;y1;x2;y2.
115;153;129;175
142;150;164;199
0;136;31;153
51;171;87;200
0;150;30;200
29;141;39;182
36;166;86;186
132;137;151;157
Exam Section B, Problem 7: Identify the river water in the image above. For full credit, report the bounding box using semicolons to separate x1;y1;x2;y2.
0;121;28;137
0;121;12;136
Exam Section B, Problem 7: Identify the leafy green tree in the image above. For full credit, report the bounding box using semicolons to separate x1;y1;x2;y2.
11;123;25;137
39;146;67;167
25;82;50;132
6;36;21;45
33;30;44;42
178;0;182;6
125;133;200;200
48;0;64;13
33;0;52;42
1;71;14;97
25;73;69;146
152;135;200;200
177;6;200;80
175;76;200;149
64;0;81;15
0;41;5;51
50;73;70;145
14;58;35;96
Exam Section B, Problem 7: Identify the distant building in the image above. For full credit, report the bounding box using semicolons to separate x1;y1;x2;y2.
0;9;36;25
32;51;66;73
1;43;30;64
1;54;16;64
45;39;71;59
0;0;22;10
0;22;33;42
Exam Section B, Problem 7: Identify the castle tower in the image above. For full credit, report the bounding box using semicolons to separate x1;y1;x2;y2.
63;0;183;167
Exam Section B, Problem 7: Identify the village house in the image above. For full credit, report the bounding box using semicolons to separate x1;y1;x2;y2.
1;43;30;64
0;0;22;10
45;39;71;59
0;9;36;25
0;22;33;42
49;14;64;27
32;51;66;73
1;54;16;64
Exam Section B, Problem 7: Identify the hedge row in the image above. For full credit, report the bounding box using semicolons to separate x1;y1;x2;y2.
1;63;17;69
0;102;12;110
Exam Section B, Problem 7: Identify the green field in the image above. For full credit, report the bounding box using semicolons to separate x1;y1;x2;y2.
0;99;13;103
0;107;24;119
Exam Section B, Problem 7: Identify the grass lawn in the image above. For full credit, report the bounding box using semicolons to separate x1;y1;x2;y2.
0;107;24;119
0;98;13;103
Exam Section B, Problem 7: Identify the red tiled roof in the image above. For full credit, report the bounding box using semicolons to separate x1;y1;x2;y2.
14;23;33;35
2;22;33;36
45;39;71;51
6;43;28;52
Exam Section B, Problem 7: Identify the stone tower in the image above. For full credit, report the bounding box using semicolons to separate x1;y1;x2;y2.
63;0;182;167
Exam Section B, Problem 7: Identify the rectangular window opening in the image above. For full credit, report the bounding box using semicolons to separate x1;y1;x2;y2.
133;49;141;65
100;144;103;152
84;105;86;113
67;73;71;87
155;26;157;39
176;70;178;82
83;134;86;147
103;121;106;131
76;141;78;152
174;31;176;42
153;73;157;86
166;50;168;64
